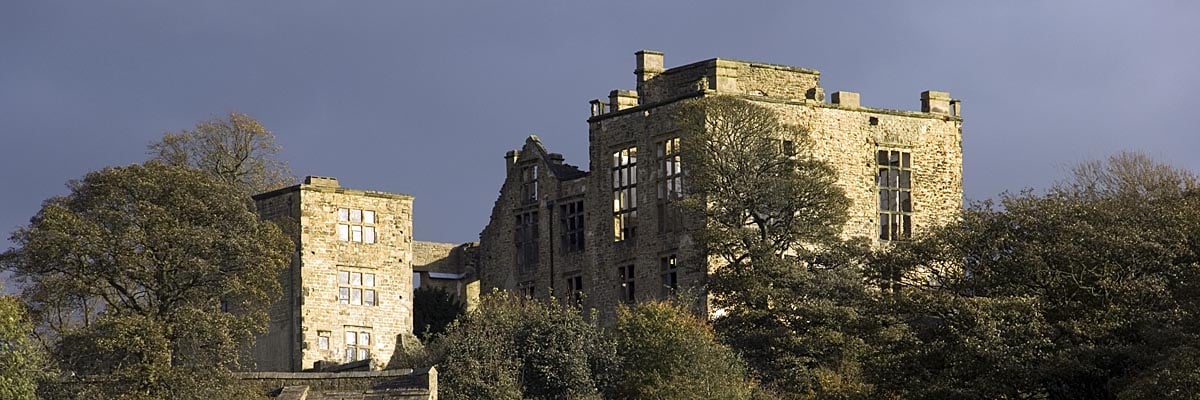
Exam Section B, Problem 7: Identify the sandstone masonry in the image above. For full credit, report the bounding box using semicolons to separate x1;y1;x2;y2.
252;176;417;371
477;50;963;317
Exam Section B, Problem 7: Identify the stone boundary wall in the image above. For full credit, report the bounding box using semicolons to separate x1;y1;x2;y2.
239;367;437;399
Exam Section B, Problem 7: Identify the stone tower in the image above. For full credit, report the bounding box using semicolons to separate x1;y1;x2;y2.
250;176;415;371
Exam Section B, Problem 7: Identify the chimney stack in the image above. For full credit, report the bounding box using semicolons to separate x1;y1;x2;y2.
304;176;339;188
921;91;952;115
831;91;860;108
635;50;664;101
609;90;639;111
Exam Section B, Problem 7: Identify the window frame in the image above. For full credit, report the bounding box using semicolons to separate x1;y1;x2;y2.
338;269;378;306
619;264;636;304
520;163;539;204
337;207;377;244
612;146;638;241
877;149;913;241
343;328;371;362
559;200;585;253
566;274;584;306
656;137;683;233
515;210;539;272
660;254;679;298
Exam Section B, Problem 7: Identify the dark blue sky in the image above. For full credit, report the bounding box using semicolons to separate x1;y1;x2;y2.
2;1;1198;251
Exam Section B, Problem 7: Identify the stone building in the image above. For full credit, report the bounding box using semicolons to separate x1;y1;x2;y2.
412;241;480;310
250;176;419;372
477;50;963;316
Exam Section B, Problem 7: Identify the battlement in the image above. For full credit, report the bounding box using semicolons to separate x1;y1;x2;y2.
590;50;960;119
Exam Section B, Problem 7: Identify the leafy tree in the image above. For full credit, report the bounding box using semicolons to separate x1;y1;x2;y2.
675;96;864;398
412;286;465;340
149;112;293;195
611;301;756;400
1;162;293;398
676;96;849;266
868;152;1200;399
434;292;616;400
0;296;45;400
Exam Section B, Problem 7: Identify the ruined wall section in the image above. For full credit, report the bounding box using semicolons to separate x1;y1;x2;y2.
476;149;523;293
477;137;590;300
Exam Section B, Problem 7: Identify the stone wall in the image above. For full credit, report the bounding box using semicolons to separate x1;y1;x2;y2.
251;189;302;371
756;97;963;240
240;367;436;400
412;241;479;308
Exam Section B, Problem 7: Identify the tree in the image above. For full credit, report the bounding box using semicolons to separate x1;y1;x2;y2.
611;301;757;400
412;286;465;340
433;292;617;400
674;96;865;398
676;96;849;267
0;296;45;400
867;152;1200;399
149;112;293;195
1;162;293;398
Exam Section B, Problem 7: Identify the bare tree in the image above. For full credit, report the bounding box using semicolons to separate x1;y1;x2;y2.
676;95;849;268
1056;151;1198;201
149;112;293;195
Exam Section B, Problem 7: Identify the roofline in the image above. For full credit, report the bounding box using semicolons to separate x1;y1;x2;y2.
252;184;413;201
661;57;821;76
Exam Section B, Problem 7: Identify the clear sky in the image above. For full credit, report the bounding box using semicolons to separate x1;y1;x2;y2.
2;1;1198;251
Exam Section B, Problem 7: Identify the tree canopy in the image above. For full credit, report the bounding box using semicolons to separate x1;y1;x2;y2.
867;152;1200;399
611;301;756;400
148;112;293;195
433;293;615;400
1;162;293;398
0;296;45;400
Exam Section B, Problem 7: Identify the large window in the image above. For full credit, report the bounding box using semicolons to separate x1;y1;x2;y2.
656;138;683;233
337;208;377;244
521;164;538;204
560;200;585;253
612;146;638;241
660;255;678;298
619;264;636;304
515;211;539;272
878;150;912;241
338;270;377;306
344;329;371;362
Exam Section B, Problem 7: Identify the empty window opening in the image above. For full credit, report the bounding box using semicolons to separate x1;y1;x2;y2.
560;200;585;253
660;255;679;298
877;150;912;241
515;211;539;272
619;265;636;304
612;146;638;241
